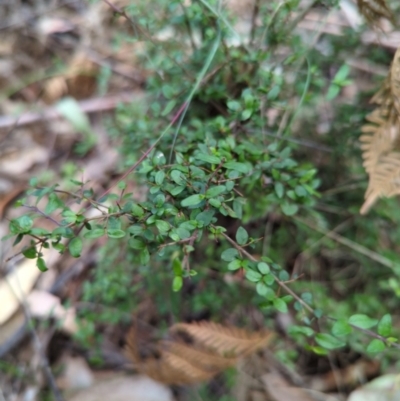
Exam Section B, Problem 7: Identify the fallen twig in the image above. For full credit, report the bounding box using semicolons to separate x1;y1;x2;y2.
0;91;144;131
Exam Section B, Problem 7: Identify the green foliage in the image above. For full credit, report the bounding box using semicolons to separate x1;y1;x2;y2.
4;0;400;373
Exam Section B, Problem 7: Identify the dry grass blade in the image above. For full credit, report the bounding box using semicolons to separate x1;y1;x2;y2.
356;0;394;27
171;321;273;356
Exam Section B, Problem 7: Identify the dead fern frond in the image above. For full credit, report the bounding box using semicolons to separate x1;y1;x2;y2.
390;49;400;114
359;48;400;214
360;113;400;174
356;0;394;27
171;321;273;357
164;340;238;371
161;345;226;384
361;152;400;214
125;321;273;385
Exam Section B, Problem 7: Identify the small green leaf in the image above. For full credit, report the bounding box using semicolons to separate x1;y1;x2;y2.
256;282;269;296
332;320;352;336
348;314;378;330
172;259;183;276
108;217;121;230
52;226;74;238
263;274;275;286
315;333;345;350
205;186;226;198
128;238;146;250
155;170;165;185
69;237;82;258
84;228;105;239
131;204;145;217
15;215;33;232
273;298;288;313
241;109;252;120
378;314;392;337
196;153;221;164
161;99;177;116
107;229;126;238
146;215;156;225
209;198;221;208
155;220;170;233
117;181;126;190
221;248;239;262
62;210;77;224
228;259;242;271
12;233;23;245
169;185;186;196
236;226;248;245
172;276;183;292
45;193;63;214
177;227;191;240
227;100;241;111
308;346;328;356
170;170;183;185
366;339;386;354
22;247;37;259
36;257;48;272
326;84;340;100
169;230;180;241
288;326;314;337
195;210;215;226
281;203;298;216
180;221;197;231
245;269;262;282
334;64;350;83
257;262;270;275
181;194;203;207
140;247;150;264
223;161;249;174
275;182;284;198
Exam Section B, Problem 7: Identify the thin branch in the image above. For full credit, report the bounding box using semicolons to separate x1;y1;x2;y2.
286;0;319;33
250;0;260;45
0;92;143;131
23;205;61;227
218;229;314;314
218;229;400;350
295;217;395;270
97;101;188;200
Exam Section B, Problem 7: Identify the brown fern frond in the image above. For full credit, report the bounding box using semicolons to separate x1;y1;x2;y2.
360;114;400;174
171;321;273;357
356;0;394;27
359;47;400;214
161;345;224;384
361;152;400;214
125;321;273;385
163;340;238;371
390;48;400;115
360;118;400;214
